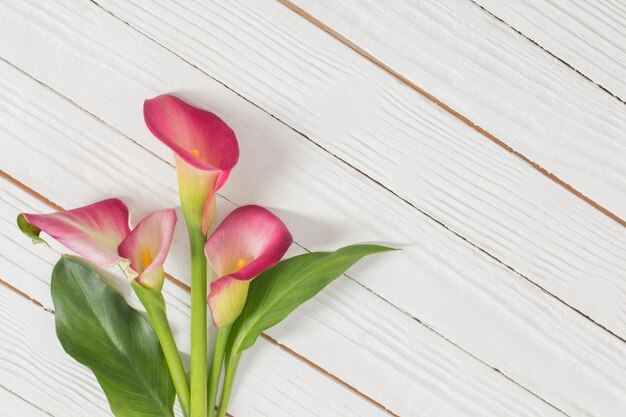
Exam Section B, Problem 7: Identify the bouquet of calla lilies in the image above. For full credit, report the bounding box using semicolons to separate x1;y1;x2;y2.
17;95;392;417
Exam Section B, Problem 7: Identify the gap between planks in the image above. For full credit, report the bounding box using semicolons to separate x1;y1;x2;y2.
0;384;55;417
0;170;400;417
277;0;626;230
469;0;626;105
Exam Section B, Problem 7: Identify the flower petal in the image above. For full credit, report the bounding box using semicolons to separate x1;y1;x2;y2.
118;209;177;290
144;94;239;175
21;199;131;269
144;95;239;233
205;205;292;280
207;277;250;328
205;206;292;327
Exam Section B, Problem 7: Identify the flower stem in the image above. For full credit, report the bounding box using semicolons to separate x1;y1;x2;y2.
207;325;231;414
216;353;241;417
133;284;190;417
189;226;208;417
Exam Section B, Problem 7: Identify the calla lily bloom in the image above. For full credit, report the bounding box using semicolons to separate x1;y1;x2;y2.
18;199;176;291
144;95;239;234
205;205;292;328
117;209;177;291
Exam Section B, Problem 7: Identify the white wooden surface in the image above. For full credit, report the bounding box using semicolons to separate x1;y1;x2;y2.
475;0;626;102
0;1;624;416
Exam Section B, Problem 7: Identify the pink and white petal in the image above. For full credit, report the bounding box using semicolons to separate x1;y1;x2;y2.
207;276;250;328
143;94;239;176
21;199;131;269
204;205;292;280
118;209;177;285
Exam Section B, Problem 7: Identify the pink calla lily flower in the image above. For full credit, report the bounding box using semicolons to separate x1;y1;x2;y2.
118;209;178;290
144;95;239;234
19;199;176;291
205;205;292;328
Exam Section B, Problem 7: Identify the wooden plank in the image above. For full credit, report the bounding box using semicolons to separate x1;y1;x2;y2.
75;0;626;340
280;0;626;220
0;4;624;416
475;0;626;102
0;183;390;417
0;61;563;417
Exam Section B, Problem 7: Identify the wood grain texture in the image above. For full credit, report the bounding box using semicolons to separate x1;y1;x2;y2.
0;51;562;417
0;2;624;416
83;0;626;341
283;0;626;219
475;0;626;102
0;181;390;417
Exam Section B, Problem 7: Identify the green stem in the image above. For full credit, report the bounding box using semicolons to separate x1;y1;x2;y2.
216;353;241;417
189;226;208;417
207;325;231;415
133;284;190;417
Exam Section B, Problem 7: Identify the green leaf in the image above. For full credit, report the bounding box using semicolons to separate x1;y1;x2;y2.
51;256;175;417
17;213;47;245
228;244;395;355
